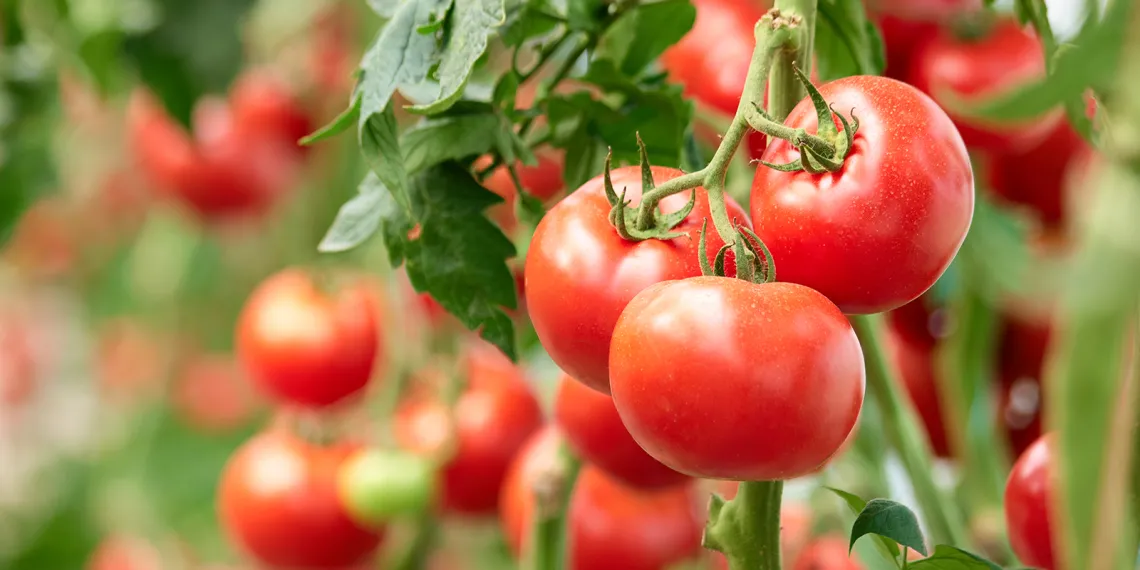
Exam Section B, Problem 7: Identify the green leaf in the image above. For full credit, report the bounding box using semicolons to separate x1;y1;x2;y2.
562;133;607;190
500;0;563;46
409;0;506;114
596;0;695;76
301;96;362;146
907;545;1002;570
318;173;392;253
361;104;413;216
401;112;504;173
357;0;452;124
567;0;605;32
815;0;884;80
493;71;520;112
367;0;400;17
826;488;903;566
850;499;928;557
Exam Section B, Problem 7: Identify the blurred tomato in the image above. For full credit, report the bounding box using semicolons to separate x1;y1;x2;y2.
229;69;313;152
4;198;78;279
876;15;939;80
86;536;163;570
481;150;566;234
886;330;952;457
1005;434;1057;570
500;427;704;570
308;4;357;96
218;431;385;568
0;311;36;408
996;315;1051;456
395;341;543;515
97;318;166;403
792;536;865;570
887;294;952;350
867;0;980;21
172;353;260;433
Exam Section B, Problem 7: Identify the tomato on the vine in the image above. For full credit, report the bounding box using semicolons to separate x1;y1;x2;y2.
218;431;385;568
792;536;866;570
237;269;382;408
996;315;1050;456
500;427;704;570
481;150;566;234
229;69;313;152
395;341;543;515
1005;434;1056;570
525;166;749;394
750;75;973;314
554;373;688;489
609;277;864;480
985;117;1089;229
885;329;952;458
887;293;952;350
907;18;1059;154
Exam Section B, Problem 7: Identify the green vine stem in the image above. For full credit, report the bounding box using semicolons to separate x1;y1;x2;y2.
703;481;784;570
849;314;972;549
526;441;582;570
767;0;816;121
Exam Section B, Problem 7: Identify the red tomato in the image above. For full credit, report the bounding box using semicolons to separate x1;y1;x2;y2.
218;431;385;568
229;69;313;151
867;0;980;21
308;5;356;96
5;198;78;279
792;536;866;570
876;15;939;80
86;536;162;570
750;75;973;314
609;277;864;480
0;311;36;408
395;342;544;515
1005;434;1056;570
237;269;382;408
985;117;1088;228
482;150;566;233
660;0;769;158
554;373;688;489
887;293;952;350
500;427;704;570
172;353;259;433
885;330;952;457
996;316;1051;456
907;18;1060;154
525;165;749;394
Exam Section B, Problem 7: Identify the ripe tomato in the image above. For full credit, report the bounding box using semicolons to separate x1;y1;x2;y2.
609;277;864;480
792;537;866;570
996;315;1050;456
554;373;688;489
171;353;259;433
885;329;952;457
750;75;973;314
482;150;566;233
395;342;544;515
237;269;382;408
985;117;1088;229
500;427;704;570
525;165;749;394
875;15;938;80
229;69;313;151
1005;434;1056;570
887;293;952;350
907;18;1059;154
218;431;385;568
660;0;769;158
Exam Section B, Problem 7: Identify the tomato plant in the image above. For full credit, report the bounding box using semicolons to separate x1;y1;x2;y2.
751;75;974;314
609;277;864;479
218;431;385;568
500;427;704;570
526;166;749;394
554;373;688;489
1005;434;1056;570
237;268;382;408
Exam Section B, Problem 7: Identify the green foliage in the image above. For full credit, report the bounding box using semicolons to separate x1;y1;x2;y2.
849;499;927;557
408;0;507;114
815;0;885;80
596;0;695;77
907;546;1002;570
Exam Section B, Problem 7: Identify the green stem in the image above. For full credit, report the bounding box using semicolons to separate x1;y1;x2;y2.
704;481;784;570
526;442;582;570
768;0;816;121
850;314;972;549
517;31;575;84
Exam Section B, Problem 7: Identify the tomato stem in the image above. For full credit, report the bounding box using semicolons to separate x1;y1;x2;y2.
525;440;582;570
703;480;784;570
768;0;817;121
850;314;973;548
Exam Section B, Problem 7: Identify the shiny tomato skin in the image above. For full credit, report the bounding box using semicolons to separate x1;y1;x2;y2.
1005;434;1056;570
237;269;381;408
907;18;1060;154
609;277;865;480
792;536;866;570
218;431;385;568
986;118;1088;228
554;373;688;489
525;166;749;394
885;330;952;458
395;343;544;515
500;427;703;570
750;75;973;314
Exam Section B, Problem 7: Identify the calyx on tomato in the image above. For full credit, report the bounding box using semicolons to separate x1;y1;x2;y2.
602;142;699;242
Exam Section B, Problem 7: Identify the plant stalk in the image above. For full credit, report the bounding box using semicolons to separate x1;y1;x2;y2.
768;0;816;121
525;442;582;570
704;480;784;570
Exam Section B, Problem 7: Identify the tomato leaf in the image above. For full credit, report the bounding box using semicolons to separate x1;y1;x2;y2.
408;0;506;115
500;0;563;47
906;545;1002;570
357;0;451;126
815;0;884;80
301;95;362;146
401;112;505;174
596;0;695;76
367;0;400;17
319;173;393;253
567;0;606;32
361;104;413;217
849;499;928;557
825;488;903;566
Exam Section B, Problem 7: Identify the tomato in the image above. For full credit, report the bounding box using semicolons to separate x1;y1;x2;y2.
5;198;78;279
218;431;384;568
661;0;773;158
1005;434;1056;570
996;315;1050;457
337;448;436;524
237;269;382;408
867;0;980;21
609;277;864;480
907;18;1060;154
229;69;313;151
750;75;973;314
171;353;259;433
0;311;36;408
482;150;566;234
885;329;952;458
525;165;749;394
792;537;866;570
554;373;688;489
500;427;704;570
887;293;952;350
876;15;939;80
86;536;162;570
985;117;1089;229
395;342;543;515
97;318;165;404
308;5;356;96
